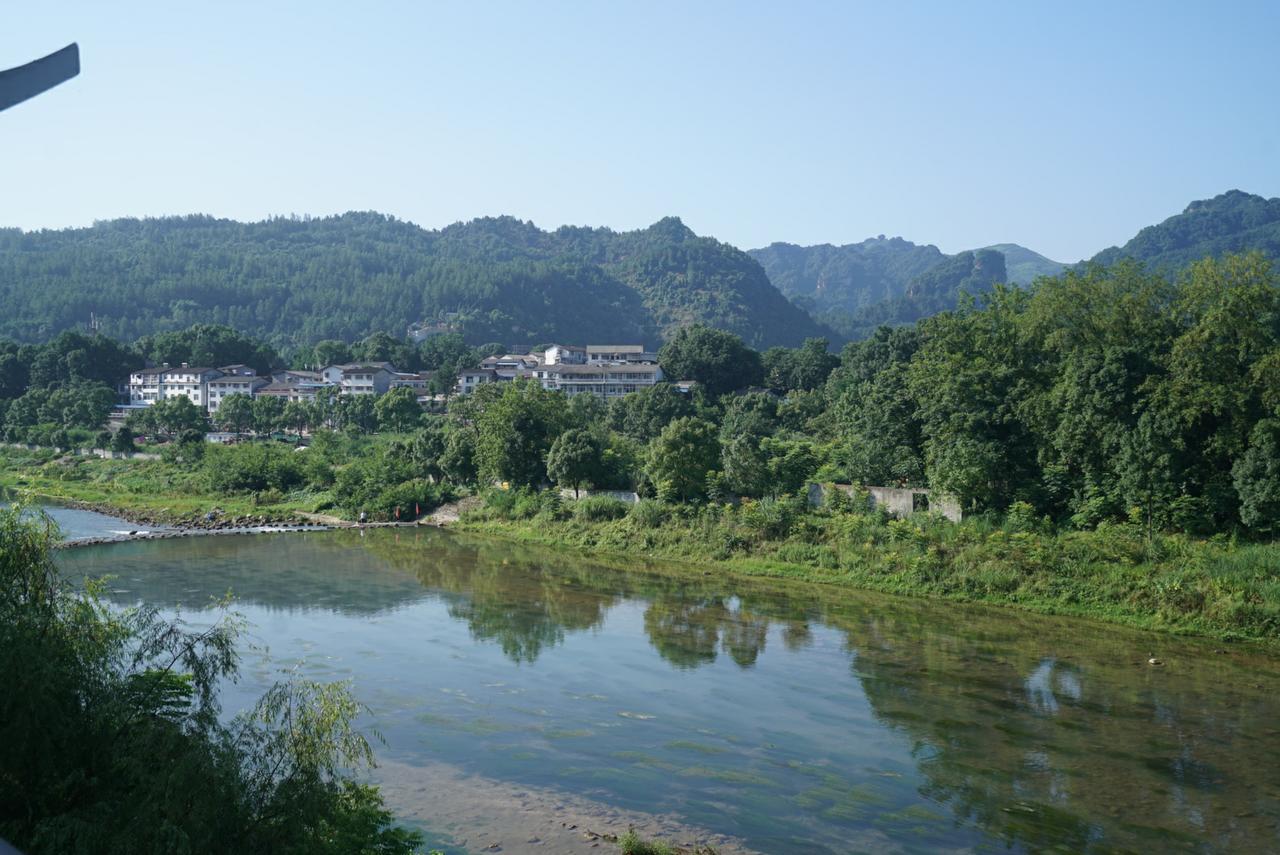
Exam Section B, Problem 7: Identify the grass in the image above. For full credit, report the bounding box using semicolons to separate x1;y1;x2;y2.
457;491;1280;645
0;446;327;524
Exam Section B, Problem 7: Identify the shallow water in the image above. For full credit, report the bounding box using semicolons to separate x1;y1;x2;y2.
2;501;172;541
59;528;1280;853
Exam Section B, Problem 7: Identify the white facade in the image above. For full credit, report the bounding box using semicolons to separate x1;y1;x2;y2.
128;364;233;409
456;343;662;400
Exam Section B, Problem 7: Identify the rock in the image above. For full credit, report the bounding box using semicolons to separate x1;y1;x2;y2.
1148;658;1163;666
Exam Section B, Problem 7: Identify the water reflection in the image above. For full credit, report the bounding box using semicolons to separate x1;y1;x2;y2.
59;528;1280;853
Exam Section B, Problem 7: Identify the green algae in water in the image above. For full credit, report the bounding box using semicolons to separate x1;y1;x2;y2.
64;525;1280;855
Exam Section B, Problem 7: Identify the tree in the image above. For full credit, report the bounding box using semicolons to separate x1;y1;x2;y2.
354;332;415;370
608;383;694;442
310;339;354;369
374;387;422;433
140;396;206;439
646;417;720;503
1234;418;1280;535
251;395;286;435
215;393;255;435
474;380;570;487
136;323;280;375
762;338;839;392
658;325;763;396
281;399;313;434
547;429;604;497
109;426;135;453
0;505;421;854
440;427;478;484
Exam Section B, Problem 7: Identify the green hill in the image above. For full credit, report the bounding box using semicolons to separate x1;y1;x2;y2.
0;213;834;350
976;243;1065;284
749;238;1013;339
1090;190;1280;270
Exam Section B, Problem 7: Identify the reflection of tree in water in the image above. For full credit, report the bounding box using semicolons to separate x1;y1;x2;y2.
643;597;771;669
831;606;1280;853
77;527;1280;851
364;530;618;663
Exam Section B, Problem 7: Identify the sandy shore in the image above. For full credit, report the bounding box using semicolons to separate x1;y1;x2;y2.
376;757;756;854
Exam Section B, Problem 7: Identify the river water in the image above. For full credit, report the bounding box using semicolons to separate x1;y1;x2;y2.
56;527;1280;854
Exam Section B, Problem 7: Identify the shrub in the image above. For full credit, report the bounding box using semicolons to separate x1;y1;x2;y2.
369;479;452;521
205;443;305;494
573;496;630;522
629;499;667;529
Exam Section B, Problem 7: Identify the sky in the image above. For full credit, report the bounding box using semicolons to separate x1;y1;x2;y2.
3;1;1279;262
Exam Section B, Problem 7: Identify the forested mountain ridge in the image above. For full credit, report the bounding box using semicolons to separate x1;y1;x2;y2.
0;213;833;351
1090;190;1280;270
749;238;1013;339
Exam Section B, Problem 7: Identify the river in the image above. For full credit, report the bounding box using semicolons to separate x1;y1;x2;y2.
55;525;1280;853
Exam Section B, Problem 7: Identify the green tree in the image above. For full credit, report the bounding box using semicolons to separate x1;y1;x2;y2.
252;394;287;435
135;396;206;439
607;383;694;442
310;339;354;369
647;416;720;502
375;386;422;433
282;399;313;434
474;380;570;487
215;393;255;435
1233;418;1280;535
547;428;604;497
0;505;421;855
658;325;763;396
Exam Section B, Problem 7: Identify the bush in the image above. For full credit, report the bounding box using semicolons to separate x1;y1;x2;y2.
368;479;453;521
573;496;630;522
205;443;305;494
629;499;668;529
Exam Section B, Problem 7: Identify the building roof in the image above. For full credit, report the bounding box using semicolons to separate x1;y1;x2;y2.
586;344;645;353
326;362;397;373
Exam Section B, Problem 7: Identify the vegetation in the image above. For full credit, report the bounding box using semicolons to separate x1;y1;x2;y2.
460;489;1280;643
750;239;1014;339
0;504;422;853
0;213;832;351
3;249;1278;638
1091;189;1280;271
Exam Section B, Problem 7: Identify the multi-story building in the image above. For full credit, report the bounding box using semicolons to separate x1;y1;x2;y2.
320;363;398;395
127;363;238;410
206;366;266;413
456;344;662;400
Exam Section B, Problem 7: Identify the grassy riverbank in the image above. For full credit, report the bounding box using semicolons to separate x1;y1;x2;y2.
456;492;1280;645
0;446;326;524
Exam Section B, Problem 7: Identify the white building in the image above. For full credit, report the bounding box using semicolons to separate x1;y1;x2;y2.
320;362;398;395
206;366;266;413
128;363;241;410
456;344;662;400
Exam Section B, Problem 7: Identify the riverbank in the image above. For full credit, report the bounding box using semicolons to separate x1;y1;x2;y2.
455;497;1280;646
0;445;328;527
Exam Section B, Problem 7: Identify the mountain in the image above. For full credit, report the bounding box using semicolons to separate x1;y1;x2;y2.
976;243;1065;285
750;238;1014;339
1090;190;1280;270
748;236;946;316
821;249;1008;339
0;213;834;351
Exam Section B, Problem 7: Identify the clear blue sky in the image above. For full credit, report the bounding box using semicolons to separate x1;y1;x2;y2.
4;1;1279;262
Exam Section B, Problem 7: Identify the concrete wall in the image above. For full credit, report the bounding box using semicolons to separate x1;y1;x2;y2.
806;482;962;523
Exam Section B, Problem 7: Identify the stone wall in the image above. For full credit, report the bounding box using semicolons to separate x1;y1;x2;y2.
806;482;962;523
